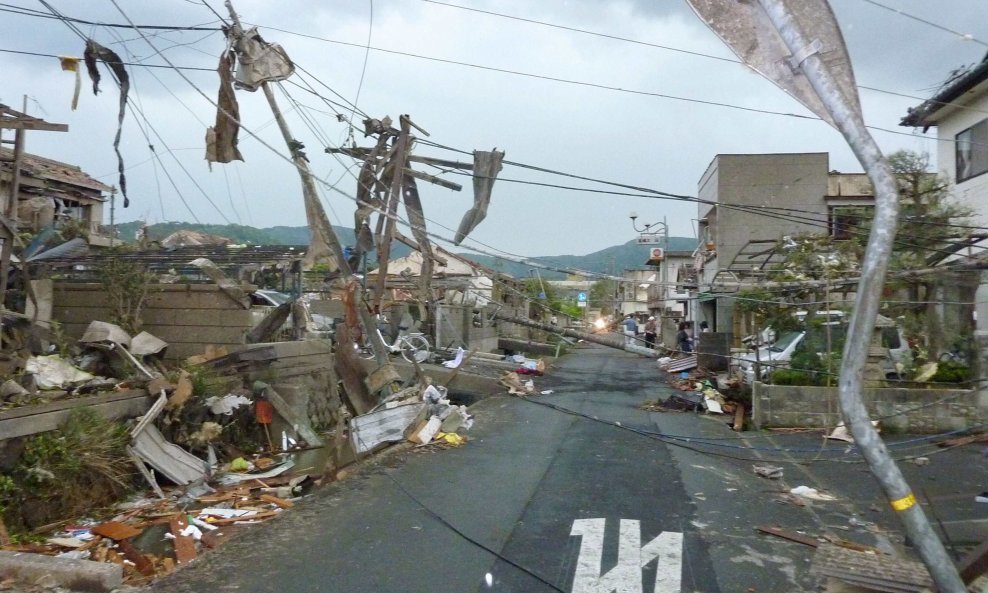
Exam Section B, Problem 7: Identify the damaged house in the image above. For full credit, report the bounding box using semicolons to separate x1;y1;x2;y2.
0;148;116;247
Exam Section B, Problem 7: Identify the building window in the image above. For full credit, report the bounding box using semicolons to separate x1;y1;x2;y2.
829;205;872;240
956;118;988;182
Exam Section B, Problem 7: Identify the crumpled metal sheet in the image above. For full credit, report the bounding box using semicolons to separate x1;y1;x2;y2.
83;39;130;207
454;149;504;245
232;28;295;91
685;0;859;129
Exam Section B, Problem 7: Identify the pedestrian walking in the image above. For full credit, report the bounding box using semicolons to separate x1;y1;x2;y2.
676;321;692;353
644;316;657;349
621;315;637;347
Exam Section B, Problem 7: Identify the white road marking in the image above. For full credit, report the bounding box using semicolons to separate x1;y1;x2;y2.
569;518;684;593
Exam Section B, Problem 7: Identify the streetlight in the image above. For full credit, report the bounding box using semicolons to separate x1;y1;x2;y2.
630;212;669;314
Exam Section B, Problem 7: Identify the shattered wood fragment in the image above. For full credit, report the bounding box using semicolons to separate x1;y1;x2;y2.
733;403;745;432
168;514;197;565
201;528;233;549
91;521;142;541
756;525;820;547
207;510;278;526
117;538;155;576
166;370;193;411
260;494;294;509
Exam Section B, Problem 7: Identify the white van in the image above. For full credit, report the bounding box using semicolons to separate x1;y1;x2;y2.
738;330;806;384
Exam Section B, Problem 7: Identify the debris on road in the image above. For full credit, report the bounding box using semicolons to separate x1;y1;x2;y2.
790;485;837;502
810;543;933;592
753;464;784;479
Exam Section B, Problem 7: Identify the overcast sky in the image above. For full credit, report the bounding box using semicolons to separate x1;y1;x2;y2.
2;0;986;260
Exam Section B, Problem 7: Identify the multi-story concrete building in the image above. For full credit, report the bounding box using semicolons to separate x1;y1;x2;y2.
693;153;878;338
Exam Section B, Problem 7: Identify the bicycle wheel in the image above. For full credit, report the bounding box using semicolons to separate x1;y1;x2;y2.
400;334;431;363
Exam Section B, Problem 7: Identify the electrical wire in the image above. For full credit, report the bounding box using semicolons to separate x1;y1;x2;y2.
0;3;221;30
93;1;987;304
384;472;567;593
854;0;988;47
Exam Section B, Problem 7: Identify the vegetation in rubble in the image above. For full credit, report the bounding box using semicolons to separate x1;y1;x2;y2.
47;320;72;359
96;247;157;335
932;360;971;384
161;365;264;458
0;408;137;533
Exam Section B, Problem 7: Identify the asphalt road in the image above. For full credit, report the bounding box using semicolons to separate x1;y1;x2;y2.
148;342;988;593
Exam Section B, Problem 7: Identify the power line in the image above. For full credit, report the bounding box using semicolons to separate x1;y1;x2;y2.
855;0;988;47
91;1;986;286
0;3;221;31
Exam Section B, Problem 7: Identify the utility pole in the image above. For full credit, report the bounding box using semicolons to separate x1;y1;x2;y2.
223;1;392;369
686;1;966;590
0;102;67;338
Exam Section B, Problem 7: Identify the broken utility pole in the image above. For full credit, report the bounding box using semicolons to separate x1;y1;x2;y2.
686;0;965;590
222;1;393;372
0;102;68;347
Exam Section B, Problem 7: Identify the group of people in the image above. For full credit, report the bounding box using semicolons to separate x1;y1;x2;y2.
622;315;709;352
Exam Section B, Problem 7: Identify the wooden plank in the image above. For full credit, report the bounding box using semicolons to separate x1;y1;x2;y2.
732;402;745;432
169;514;197;565
958;537;988;584
756;525;819;547
263;385;323;447
0;392;151;440
0;390;148;421
207;510;278;526
259;494;294;509
116;538;155;576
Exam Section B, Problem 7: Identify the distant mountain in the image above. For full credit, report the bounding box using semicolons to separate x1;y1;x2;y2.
110;222;695;278
464;236;699;279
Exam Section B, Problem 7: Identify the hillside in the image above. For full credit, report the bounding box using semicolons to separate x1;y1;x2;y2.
110;222;696;277
463;236;699;278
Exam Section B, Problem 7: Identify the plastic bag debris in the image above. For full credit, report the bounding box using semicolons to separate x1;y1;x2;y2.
204;394;252;415
789;485;836;501
25;355;95;390
443;347;466;368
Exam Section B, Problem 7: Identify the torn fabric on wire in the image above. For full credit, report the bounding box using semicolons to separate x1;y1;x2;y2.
83;39;130;207
205;50;244;166
454;149;504;245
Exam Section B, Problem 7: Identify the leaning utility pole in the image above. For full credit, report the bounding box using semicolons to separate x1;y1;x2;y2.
223;1;392;369
0;102;67;340
686;1;965;590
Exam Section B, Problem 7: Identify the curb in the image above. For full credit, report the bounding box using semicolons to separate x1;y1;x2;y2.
0;550;123;592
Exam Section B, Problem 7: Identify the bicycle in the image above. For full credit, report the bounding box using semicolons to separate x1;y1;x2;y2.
357;328;431;364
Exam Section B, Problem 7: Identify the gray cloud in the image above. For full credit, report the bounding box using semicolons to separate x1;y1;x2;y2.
1;0;986;258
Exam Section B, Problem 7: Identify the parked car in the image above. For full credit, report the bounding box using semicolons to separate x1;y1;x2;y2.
738;330;805;384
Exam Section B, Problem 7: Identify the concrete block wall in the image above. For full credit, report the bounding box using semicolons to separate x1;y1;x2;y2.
52;283;254;360
752;383;985;433
435;304;499;353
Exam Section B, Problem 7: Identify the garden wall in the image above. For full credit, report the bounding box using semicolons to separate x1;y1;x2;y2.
752;382;986;433
52;283;255;361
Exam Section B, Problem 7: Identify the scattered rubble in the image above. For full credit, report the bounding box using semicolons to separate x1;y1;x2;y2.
1;314;487;589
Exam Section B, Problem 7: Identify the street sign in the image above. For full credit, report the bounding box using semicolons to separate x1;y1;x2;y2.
636;234;661;245
577;292;587;302
577;301;587;308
